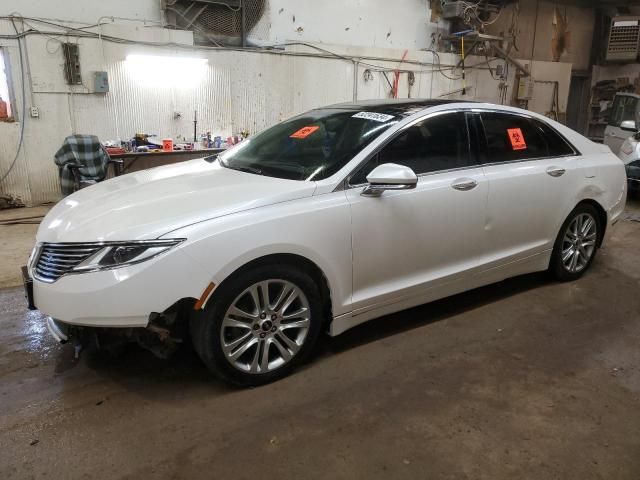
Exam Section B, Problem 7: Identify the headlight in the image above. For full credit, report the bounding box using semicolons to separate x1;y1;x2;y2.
73;239;184;272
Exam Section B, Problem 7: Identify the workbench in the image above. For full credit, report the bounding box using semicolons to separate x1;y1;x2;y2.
109;148;225;176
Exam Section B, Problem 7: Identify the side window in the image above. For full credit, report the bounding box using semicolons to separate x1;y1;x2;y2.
350;112;471;185
480;113;548;163
608;95;639;127
535;120;575;156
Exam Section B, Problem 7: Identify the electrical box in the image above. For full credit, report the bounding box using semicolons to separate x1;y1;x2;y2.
93;71;109;93
606;16;640;62
62;43;82;85
517;77;534;100
441;1;466;19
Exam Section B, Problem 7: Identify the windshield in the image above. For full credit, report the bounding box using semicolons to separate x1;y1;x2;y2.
219;108;399;181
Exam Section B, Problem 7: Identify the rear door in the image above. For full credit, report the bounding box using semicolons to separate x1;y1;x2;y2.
476;111;581;265
605;94;640;154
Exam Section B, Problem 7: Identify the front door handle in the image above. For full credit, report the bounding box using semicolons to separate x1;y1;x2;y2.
451;178;478;191
546;166;566;177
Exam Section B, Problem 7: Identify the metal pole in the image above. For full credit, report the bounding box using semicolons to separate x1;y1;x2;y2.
352;60;359;101
241;0;246;48
193;110;197;143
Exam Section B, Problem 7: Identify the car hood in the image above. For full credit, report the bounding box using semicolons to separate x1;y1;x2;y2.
37;159;317;242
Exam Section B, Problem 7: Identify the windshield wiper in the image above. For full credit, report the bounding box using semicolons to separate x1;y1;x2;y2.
204;154;219;163
226;164;264;176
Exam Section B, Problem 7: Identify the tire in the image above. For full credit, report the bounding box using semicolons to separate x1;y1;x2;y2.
549;203;602;281
190;264;323;387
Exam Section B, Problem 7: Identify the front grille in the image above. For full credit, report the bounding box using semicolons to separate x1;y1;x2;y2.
34;243;103;282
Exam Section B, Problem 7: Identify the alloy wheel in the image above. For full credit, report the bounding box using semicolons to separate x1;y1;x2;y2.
561;212;597;273
220;279;311;373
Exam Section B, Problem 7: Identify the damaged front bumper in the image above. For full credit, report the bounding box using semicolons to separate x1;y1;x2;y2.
42;301;192;359
46;316;70;344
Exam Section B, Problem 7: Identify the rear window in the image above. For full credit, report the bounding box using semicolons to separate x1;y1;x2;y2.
480;112;547;163
478;112;575;163
536;120;575;156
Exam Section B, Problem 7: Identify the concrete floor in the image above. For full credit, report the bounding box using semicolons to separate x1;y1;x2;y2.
1;199;640;479
0;205;52;288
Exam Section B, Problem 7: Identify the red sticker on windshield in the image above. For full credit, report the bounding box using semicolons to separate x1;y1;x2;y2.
507;128;527;150
290;126;319;139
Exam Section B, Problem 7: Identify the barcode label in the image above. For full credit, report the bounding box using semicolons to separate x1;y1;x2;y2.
352;111;395;122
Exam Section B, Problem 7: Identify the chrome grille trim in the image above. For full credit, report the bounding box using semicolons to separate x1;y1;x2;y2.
31;239;185;283
34;243;103;283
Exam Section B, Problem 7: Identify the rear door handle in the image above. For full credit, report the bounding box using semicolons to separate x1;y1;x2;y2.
451;178;478;191
546;167;565;177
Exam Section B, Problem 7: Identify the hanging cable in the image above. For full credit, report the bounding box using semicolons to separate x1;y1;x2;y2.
0;17;27;185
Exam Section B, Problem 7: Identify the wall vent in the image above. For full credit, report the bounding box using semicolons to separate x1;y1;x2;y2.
606;16;640;62
163;0;266;46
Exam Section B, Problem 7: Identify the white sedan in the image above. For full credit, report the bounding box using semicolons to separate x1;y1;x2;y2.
28;100;627;386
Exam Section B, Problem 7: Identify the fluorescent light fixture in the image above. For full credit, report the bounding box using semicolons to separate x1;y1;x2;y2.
125;54;208;88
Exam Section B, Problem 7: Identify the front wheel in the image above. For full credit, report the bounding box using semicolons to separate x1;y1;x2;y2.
190;264;323;386
549;204;602;281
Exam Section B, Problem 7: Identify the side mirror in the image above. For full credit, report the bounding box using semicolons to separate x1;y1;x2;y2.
620;120;637;132
361;163;417;197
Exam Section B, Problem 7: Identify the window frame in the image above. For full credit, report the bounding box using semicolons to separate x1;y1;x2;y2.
0;46;16;122
608;94;639;128
474;110;580;166
345;110;479;188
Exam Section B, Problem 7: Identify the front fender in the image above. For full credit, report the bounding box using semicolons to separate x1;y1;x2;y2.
164;192;353;316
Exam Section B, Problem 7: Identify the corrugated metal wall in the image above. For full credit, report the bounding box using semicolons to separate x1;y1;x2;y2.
0;23;571;206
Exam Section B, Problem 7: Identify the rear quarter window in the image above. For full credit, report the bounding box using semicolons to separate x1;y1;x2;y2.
535;121;575;156
480;112;548;163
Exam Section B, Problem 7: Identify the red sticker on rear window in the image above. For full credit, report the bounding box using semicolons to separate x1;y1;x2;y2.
290;126;320;139
507;128;527;150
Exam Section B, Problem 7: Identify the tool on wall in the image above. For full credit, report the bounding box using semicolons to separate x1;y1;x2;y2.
549;80;560;121
452;29;474;96
392;49;409;98
461;34;466;95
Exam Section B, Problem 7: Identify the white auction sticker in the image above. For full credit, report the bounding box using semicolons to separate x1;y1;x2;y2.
352;111;395;122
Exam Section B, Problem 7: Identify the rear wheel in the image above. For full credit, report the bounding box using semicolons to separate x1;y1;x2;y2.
190;264;322;386
549;204;602;281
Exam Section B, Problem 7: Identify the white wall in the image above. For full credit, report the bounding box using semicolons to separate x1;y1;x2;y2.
263;0;446;50
0;0;162;24
0;2;572;205
592;64;640;87
485;0;594;71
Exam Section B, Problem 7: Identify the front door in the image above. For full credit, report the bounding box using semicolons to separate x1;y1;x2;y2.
345;111;488;313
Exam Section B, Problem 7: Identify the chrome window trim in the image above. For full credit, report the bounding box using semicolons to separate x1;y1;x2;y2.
471;108;581;158
337;107;582;192
347;164;484;189
341;109;477;190
480;152;579;168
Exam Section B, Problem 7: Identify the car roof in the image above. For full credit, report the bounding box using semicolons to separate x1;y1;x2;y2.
322;98;474;117
615;92;640;99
